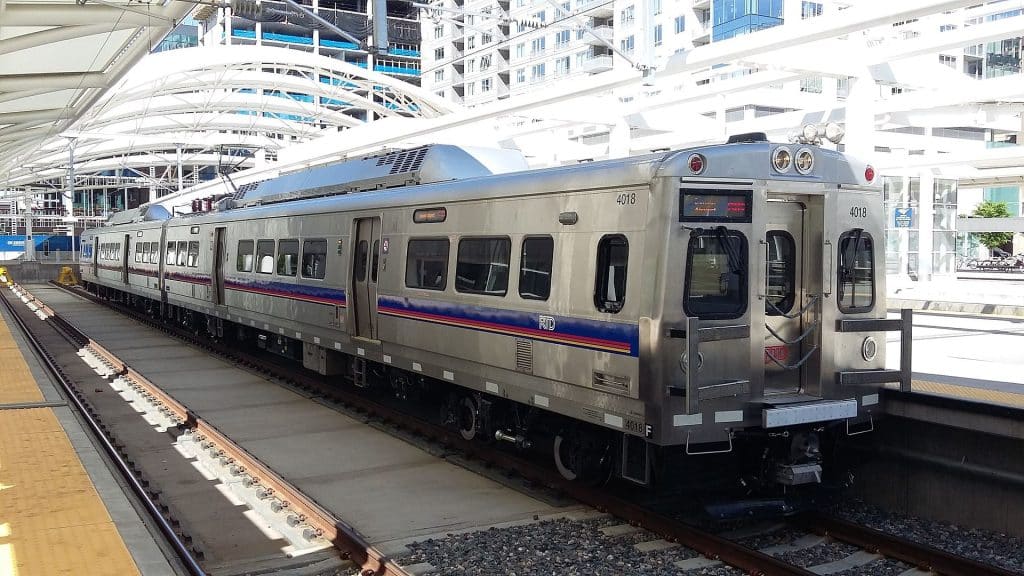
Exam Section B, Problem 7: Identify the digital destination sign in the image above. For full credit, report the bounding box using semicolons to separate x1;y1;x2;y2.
679;190;752;222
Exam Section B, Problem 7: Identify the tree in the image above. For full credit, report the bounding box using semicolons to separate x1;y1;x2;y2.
971;200;1014;251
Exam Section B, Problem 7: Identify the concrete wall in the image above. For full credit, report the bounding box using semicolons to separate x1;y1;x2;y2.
849;418;1024;538
0;261;80;283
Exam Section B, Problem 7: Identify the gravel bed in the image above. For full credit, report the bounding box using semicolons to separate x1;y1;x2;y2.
772;540;861;568
834;558;914;576
729;525;806;550
837;499;1024;574
395;516;734;575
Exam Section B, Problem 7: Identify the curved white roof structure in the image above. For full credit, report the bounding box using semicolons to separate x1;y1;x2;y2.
2;44;458;190
0;0;194;181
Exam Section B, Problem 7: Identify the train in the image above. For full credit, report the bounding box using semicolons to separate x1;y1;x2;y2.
81;136;911;490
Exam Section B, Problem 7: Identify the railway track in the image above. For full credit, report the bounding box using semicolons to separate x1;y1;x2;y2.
11;281;1019;576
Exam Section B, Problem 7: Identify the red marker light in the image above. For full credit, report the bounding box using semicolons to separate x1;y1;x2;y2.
688;154;705;174
864;165;875;182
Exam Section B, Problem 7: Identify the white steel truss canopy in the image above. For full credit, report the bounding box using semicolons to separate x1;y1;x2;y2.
1;45;457;188
0;0;195;180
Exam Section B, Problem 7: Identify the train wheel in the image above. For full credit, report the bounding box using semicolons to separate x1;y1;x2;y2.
553;427;613;485
458;395;479;441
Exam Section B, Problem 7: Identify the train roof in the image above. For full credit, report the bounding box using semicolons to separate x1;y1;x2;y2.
90;141;875;231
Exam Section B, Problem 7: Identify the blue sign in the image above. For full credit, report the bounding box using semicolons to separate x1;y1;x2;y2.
894;207;913;228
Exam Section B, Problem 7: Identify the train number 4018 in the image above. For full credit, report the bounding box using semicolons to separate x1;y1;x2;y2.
849;206;868;218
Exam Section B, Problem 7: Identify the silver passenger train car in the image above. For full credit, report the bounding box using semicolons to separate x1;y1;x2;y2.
81;138;910;488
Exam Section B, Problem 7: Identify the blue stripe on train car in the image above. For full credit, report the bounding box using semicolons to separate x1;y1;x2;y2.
377;295;638;357
223;277;347;306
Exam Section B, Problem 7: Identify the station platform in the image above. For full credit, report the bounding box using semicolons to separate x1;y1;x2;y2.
888;275;1024;317
0;301;173;575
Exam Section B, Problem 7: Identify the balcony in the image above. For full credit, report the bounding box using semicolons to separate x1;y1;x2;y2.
692;0;710;9
582;54;613;74
575;0;613;19
583;25;614;45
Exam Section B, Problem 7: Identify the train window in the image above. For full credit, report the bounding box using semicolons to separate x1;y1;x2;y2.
406;238;449;291
594;235;628;313
147;243;157;264
134;243;142;263
837;230;874;313
684;228;748;320
176;242;188;266
456;237;510;296
520;236;553;301
354;240;368;282
256;240;275;274
237;240;254;272
301;239;327;279
187;241;200;268
765;231;795;316
371;240;380;283
277;239;299;276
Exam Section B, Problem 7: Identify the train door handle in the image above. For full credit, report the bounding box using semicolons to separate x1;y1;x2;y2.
823;240;833;298
758;239;767;301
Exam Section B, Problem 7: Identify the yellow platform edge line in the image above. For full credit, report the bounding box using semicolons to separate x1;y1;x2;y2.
911;379;1024;409
0;299;45;406
0;408;141;576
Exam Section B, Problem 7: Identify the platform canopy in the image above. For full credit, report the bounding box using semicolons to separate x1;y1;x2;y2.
0;0;195;181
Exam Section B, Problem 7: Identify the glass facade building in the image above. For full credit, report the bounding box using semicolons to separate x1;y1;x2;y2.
712;0;785;41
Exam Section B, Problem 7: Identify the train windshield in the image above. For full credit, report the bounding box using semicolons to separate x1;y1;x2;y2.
684;227;748;320
837;229;875;312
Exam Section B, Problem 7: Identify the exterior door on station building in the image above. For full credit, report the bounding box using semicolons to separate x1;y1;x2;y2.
351;217;381;340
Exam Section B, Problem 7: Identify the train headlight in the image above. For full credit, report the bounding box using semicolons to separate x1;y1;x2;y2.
861;337;878;362
802;124;819;142
794;148;814;174
772;147;792;173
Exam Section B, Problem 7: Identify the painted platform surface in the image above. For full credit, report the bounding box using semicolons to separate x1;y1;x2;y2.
0;309;141;576
29;285;564;551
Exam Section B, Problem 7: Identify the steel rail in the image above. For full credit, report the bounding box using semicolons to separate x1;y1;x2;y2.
37;283;412;576
0;285;207;576
796;513;1021;576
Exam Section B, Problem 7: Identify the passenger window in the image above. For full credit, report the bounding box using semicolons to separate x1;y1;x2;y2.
176;242;188;266
837;230;874;312
237;240;254;272
456;237;510;295
166;242;176;265
301;239;327;279
354;240;368;282
406;238;449;290
594;235;628;313
684;229;748;320
371;240;380;283
256;240;275;274
187;241;200;268
277;239;299;276
520;236;553;301
765;231;795;316
134;243;142;263
148;243;157;264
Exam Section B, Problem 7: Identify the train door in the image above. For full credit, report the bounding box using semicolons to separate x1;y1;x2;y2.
351;217;381;340
763;200;814;394
122;234;130;284
212;227;226;305
91;238;98;278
